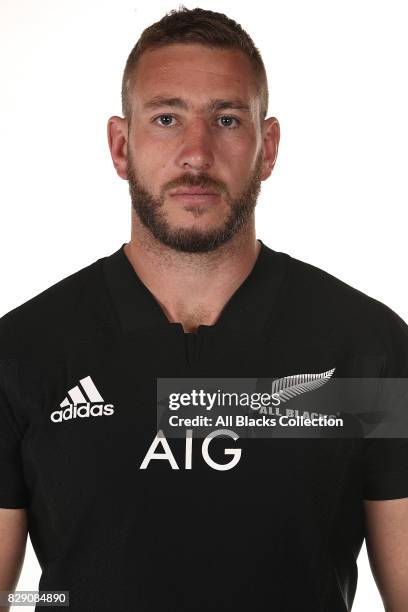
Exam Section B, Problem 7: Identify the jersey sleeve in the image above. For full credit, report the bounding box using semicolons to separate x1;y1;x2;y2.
363;437;408;500
0;363;29;509
362;306;408;501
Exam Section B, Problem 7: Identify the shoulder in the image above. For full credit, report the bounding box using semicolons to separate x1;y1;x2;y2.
279;250;408;374
0;253;110;360
286;251;399;317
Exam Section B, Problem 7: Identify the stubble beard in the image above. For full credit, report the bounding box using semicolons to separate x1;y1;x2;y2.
127;150;264;253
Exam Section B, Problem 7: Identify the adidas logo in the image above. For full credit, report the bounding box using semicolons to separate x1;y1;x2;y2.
51;375;114;423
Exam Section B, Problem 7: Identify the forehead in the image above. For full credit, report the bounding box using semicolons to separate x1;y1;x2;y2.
131;43;258;110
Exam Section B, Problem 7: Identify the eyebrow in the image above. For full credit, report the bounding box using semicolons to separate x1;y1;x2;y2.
143;96;250;113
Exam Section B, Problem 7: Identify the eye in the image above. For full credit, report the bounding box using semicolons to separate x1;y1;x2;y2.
154;114;176;127
152;114;241;129
217;115;240;129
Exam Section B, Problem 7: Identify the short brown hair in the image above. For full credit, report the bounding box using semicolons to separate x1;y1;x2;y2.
121;6;269;123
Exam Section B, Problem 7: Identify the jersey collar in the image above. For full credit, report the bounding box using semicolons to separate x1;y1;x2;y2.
102;239;288;335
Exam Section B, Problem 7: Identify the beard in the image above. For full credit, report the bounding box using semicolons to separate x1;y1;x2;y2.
127;149;264;253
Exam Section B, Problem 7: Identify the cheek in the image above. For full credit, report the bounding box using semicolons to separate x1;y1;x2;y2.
216;131;258;166
216;140;258;189
130;138;171;181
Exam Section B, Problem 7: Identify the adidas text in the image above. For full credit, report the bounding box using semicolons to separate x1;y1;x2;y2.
51;403;114;422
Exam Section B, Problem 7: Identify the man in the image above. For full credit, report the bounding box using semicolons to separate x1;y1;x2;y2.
0;6;407;612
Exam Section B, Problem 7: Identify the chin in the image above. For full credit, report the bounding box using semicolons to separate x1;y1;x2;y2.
172;224;225;237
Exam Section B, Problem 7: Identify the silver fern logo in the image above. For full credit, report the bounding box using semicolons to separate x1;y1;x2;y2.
271;368;336;404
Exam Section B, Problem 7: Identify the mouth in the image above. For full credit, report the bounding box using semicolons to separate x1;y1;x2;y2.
168;187;220;205
169;188;219;196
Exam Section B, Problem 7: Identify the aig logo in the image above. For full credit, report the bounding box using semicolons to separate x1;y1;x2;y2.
140;429;242;471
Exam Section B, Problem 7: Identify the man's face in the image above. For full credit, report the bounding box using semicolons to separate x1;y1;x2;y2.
125;44;267;253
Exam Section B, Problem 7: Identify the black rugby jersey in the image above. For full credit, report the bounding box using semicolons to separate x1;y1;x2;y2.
1;239;408;611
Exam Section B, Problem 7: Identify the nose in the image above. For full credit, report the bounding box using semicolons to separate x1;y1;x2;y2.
175;118;214;172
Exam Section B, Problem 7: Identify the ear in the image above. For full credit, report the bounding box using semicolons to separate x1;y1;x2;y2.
107;116;129;180
260;117;280;181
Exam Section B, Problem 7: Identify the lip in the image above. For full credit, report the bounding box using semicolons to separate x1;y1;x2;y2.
169;188;219;196
169;193;220;205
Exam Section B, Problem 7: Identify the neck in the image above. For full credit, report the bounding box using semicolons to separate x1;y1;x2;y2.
124;213;260;333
